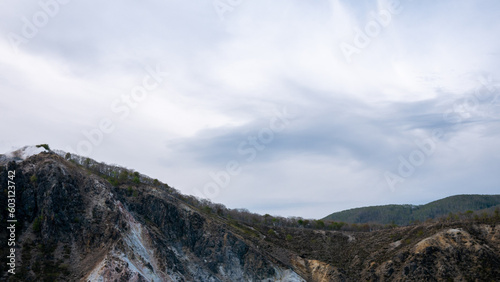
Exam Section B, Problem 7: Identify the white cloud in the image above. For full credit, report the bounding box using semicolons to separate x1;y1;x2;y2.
1;0;499;218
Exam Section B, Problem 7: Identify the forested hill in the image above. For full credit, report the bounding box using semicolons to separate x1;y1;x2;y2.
323;194;500;225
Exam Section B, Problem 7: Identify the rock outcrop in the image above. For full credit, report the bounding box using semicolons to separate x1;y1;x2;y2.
0;153;304;281
1;151;499;281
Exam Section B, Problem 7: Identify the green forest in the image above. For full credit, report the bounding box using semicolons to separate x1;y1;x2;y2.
323;194;500;225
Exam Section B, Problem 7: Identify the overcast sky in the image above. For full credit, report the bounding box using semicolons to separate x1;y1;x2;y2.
1;0;499;218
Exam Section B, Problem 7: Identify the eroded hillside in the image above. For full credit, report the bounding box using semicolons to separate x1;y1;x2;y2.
1;151;499;281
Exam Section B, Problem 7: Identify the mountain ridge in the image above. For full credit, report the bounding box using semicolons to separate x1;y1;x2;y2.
1;146;500;281
323;194;500;225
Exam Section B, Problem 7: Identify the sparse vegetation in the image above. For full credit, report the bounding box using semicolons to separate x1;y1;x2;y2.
314;220;325;228
44;151;500;234
2;151;500;281
133;176;140;184
33;215;43;233
267;229;277;236
36;144;51;151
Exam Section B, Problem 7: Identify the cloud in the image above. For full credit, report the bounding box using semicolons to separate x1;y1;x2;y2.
1;0;499;218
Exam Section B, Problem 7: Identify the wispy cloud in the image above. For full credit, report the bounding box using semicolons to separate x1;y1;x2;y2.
1;0;499;218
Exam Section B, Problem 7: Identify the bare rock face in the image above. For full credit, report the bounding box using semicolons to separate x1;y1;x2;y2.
0;153;305;281
1;152;499;281
393;227;500;280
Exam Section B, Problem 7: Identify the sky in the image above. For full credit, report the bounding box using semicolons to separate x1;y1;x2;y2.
1;0;499;219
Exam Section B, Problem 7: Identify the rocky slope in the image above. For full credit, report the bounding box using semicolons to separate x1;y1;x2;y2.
1;149;499;281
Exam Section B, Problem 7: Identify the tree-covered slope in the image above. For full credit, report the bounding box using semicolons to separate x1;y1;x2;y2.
323;195;500;225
